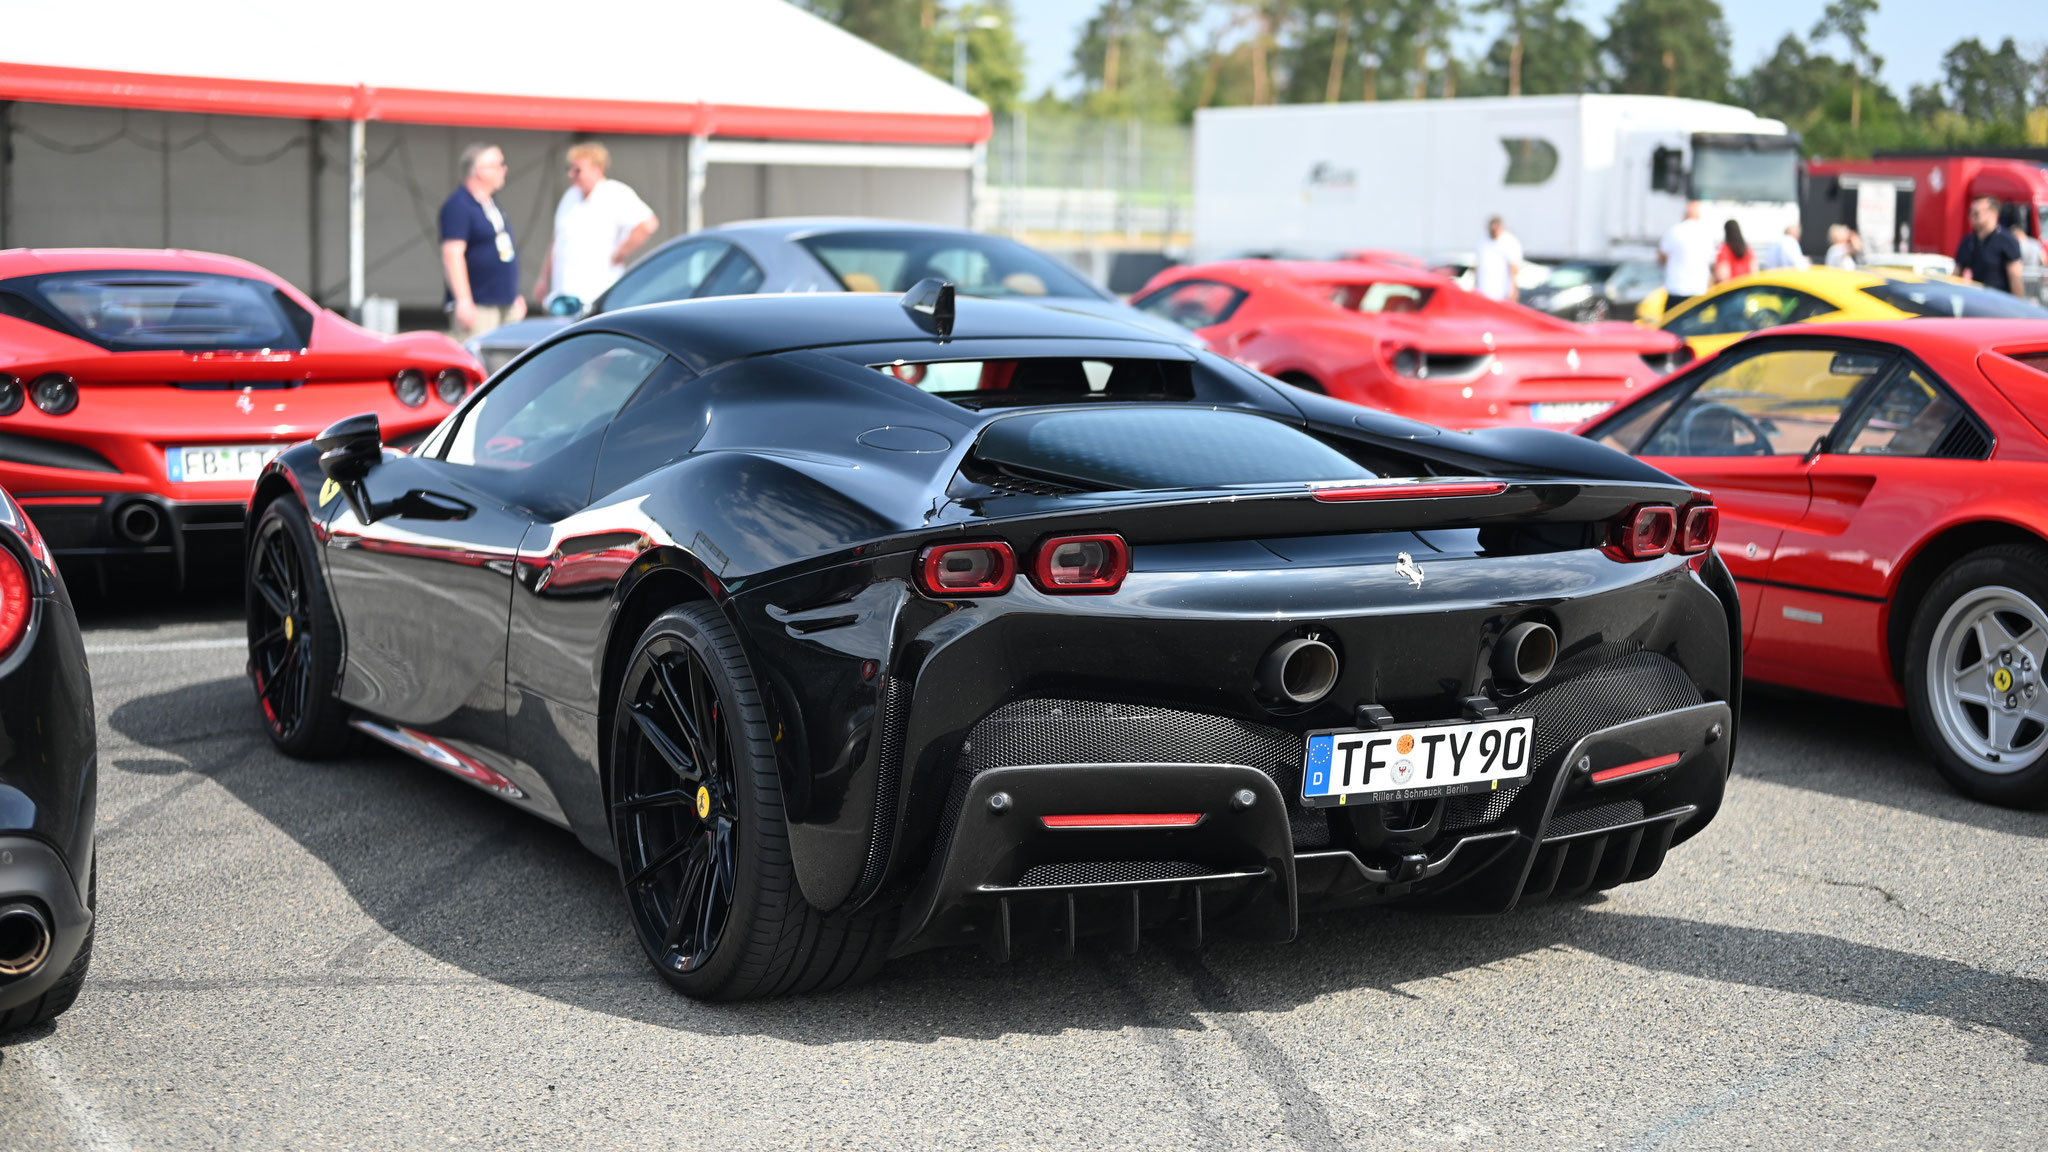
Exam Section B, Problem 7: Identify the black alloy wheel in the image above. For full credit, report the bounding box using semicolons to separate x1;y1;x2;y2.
611;603;897;1000
246;499;350;757
614;633;738;978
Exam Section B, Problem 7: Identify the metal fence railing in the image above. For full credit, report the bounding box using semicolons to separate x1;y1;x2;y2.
980;112;1194;251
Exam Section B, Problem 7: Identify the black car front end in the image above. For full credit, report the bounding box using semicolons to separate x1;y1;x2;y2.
0;486;97;1029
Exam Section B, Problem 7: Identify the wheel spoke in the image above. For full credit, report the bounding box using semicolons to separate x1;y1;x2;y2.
264;533;299;602
662;835;713;951
625;833;694;890
252;573;292;620
251;623;287;650
262;643;300;705
613;788;693;815
629;703;702;785
1987;707;2022;752
653;657;707;756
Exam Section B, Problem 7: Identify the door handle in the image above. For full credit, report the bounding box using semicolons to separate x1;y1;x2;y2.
381;489;474;521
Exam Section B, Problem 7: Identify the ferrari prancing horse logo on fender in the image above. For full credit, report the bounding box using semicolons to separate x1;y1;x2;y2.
319;478;340;506
1395;552;1425;588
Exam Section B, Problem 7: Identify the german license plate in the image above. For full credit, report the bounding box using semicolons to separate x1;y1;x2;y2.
1301;716;1536;807
166;443;280;483
1530;401;1612;424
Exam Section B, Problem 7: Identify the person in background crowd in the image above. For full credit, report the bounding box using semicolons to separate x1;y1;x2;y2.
1759;222;1810;270
1824;223;1859;270
1956;196;2022;294
2004;203;2043;297
532;142;659;311
1712;220;1754;284
438;143;525;341
1474;215;1523;303
1657;200;1715;314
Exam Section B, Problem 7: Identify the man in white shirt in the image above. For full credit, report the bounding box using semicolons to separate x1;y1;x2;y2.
1657;201;1716;312
532;142;659;309
1474;216;1523;302
1758;222;1810;271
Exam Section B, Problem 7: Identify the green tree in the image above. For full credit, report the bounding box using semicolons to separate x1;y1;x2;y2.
1941;37;2035;124
956;1;1025;113
1472;0;1598;96
1809;0;1879;131
1602;0;1731;101
796;0;932;65
1073;0;1202;118
1738;34;1853;126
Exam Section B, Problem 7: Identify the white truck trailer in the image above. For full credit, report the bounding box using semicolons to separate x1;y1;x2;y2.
1193;94;1800;263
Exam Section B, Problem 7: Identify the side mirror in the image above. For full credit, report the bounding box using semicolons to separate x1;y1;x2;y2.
316;413;382;482
315;413;381;522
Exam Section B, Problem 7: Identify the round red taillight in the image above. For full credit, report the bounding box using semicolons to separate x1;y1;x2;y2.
0;544;30;658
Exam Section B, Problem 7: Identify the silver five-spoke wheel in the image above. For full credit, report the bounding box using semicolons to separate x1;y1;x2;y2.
1927;586;2048;773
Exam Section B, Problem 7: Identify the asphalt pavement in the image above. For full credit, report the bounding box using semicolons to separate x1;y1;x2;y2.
2;582;2043;1151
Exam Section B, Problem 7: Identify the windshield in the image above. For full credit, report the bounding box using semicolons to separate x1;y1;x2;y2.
1863;279;2048;319
4;270;312;352
1691;142;1799;203
1538;263;1616;290
799;230;1103;300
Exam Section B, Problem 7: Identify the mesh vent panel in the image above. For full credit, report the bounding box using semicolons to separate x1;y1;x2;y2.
1502;650;1702;776
1016;860;1216;886
1444;787;1519;830
1546;799;1647;839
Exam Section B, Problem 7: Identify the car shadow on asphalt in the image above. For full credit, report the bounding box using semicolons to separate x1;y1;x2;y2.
105;675;2048;1061
1736;687;2046;839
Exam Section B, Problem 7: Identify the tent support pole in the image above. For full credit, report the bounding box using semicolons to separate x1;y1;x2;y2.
348;118;366;316
307;120;322;308
686;133;708;235
0;101;12;250
968;140;987;231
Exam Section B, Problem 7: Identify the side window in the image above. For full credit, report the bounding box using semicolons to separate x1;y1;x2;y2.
1593;386;1685;454
1642;346;1885;457
1133;280;1247;330
601;241;732;311
590;360;702;498
1663;287;1833;338
443;334;664;471
695;251;766;298
1837;365;1965;457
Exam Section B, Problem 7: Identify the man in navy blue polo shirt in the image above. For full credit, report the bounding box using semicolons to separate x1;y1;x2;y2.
1956;196;2023;296
439;143;525;340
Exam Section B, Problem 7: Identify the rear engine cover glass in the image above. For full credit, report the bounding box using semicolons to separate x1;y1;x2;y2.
975;408;1375;490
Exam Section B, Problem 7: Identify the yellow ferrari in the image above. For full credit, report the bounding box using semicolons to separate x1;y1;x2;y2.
1636;267;2048;357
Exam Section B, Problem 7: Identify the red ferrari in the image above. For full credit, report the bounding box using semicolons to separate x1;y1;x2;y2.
1131;260;1689;429
1581;318;2048;807
0;249;479;581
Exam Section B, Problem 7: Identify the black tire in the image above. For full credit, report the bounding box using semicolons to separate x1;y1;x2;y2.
0;852;93;1033
1904;543;2048;808
610;602;894;1000
246;498;353;758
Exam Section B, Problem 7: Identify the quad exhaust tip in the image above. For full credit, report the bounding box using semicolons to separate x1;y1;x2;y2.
1260;638;1340;705
0;902;51;980
1495;621;1558;688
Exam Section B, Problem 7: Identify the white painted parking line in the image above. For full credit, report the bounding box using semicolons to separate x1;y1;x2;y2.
15;1043;138;1152
85;637;244;655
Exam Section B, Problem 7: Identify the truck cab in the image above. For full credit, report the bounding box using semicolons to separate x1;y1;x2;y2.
1804;156;2048;301
1616;129;1803;254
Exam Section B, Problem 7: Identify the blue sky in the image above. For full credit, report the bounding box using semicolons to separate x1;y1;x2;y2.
1013;1;2034;100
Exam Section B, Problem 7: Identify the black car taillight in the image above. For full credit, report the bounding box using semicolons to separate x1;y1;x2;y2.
1679;503;1719;555
1612;504;1677;560
392;368;428;408
917;541;1015;597
29;373;77;415
1030;534;1130;594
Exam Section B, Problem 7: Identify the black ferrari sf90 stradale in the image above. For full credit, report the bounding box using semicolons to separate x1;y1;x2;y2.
244;283;1740;1000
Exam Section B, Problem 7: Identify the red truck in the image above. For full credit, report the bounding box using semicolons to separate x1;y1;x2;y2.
1803;154;2048;285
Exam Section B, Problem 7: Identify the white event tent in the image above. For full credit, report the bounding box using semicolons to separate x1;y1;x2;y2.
0;0;991;312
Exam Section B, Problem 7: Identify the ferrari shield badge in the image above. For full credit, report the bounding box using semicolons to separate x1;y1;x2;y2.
1395;552;1425;588
319;478;341;507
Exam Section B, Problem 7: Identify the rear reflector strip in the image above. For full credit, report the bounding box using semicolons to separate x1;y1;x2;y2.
1041;813;1204;829
1590;753;1683;784
1310;481;1508;502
